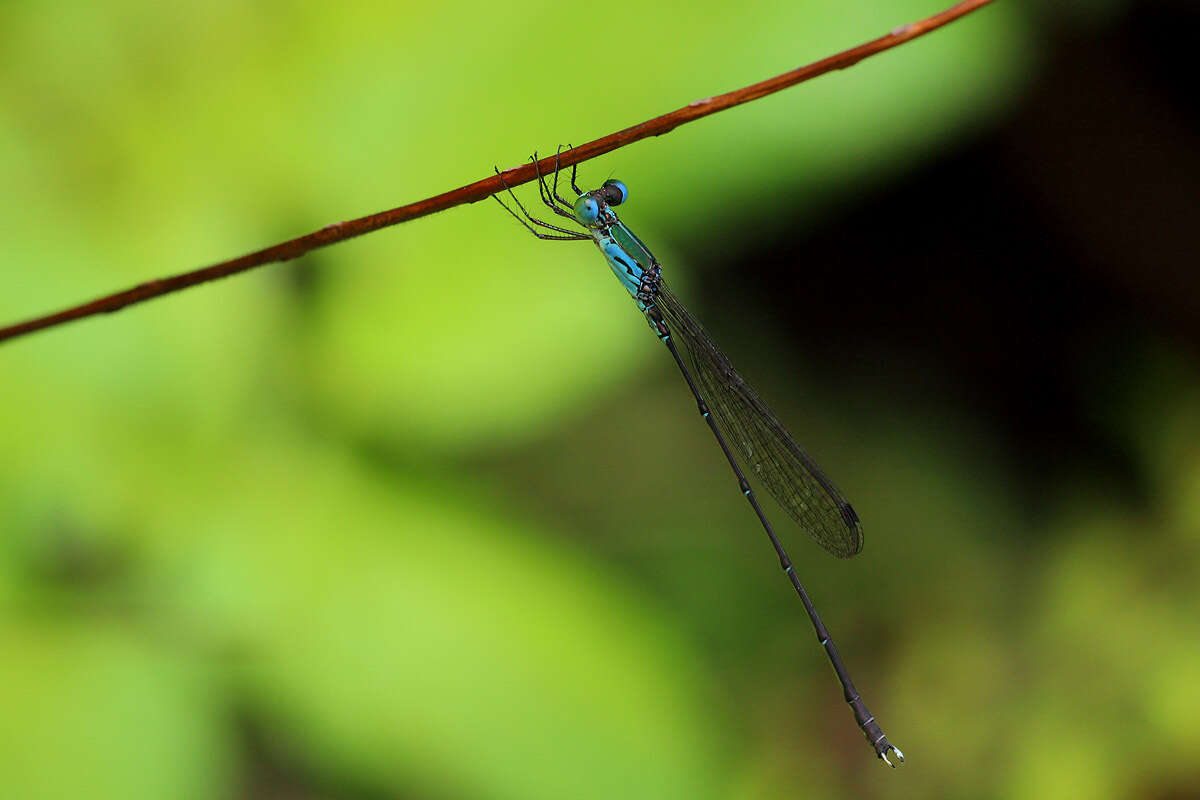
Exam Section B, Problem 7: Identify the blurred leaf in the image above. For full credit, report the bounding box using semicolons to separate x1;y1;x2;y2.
137;438;727;800
0;621;233;800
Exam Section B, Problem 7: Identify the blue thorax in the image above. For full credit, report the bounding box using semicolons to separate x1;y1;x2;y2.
592;217;658;299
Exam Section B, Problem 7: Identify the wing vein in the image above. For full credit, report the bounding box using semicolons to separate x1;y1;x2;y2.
655;281;863;558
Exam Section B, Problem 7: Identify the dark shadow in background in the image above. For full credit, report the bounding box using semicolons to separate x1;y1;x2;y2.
677;0;1198;521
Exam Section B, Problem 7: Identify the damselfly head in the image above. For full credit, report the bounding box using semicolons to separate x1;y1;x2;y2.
601;179;628;206
573;180;628;227
573;195;601;226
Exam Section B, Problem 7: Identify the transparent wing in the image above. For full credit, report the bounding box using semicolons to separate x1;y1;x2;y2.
656;281;863;558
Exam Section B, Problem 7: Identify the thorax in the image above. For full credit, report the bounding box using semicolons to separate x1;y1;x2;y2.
592;218;661;304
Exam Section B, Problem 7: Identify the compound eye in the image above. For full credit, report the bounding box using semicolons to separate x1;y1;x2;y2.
602;179;628;206
574;195;600;225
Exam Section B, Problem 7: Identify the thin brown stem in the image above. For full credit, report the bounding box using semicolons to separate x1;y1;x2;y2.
0;0;995;345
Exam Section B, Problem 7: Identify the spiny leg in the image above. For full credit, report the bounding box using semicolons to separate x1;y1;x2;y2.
566;144;583;196
492;175;583;237
531;153;579;222
492;168;589;240
550;144;577;207
649;308;904;768
495;167;578;232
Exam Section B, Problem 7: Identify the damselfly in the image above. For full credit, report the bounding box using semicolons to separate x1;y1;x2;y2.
493;149;902;767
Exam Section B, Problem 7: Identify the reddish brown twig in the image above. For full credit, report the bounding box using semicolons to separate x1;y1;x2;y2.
0;0;995;345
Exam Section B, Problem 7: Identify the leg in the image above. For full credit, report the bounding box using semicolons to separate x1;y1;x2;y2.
567;144;583;196
530;153;580;222
649;309;903;767
550;145;577;207
493;168;589;240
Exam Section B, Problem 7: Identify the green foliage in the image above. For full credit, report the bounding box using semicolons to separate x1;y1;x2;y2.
7;2;1195;800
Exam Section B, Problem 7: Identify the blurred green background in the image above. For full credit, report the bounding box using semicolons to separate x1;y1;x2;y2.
3;0;1199;797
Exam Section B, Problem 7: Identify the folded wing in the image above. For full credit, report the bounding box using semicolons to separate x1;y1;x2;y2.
655;281;863;558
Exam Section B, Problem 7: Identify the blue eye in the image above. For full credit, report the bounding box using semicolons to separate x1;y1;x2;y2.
603;179;628;206
574;195;600;224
